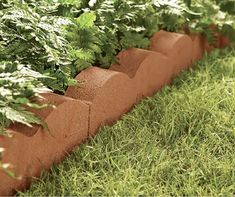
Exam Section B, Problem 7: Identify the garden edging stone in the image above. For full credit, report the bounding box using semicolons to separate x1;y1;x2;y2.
65;67;137;136
0;30;229;195
150;30;193;75
110;48;174;98
0;94;89;195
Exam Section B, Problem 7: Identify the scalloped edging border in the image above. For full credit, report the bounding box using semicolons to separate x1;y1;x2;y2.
0;30;229;195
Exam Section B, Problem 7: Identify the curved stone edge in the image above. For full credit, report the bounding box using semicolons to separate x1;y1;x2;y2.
65;67;138;136
65;30;230;138
110;48;156;78
0;94;89;196
150;30;193;75
133;52;174;98
0;30;230;195
110;48;174;98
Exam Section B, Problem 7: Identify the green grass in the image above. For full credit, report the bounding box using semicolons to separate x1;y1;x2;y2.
20;48;235;196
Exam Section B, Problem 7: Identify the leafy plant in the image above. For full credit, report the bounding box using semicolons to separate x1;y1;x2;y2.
0;1;77;92
66;12;102;71
153;0;190;31
216;0;235;15
0;61;49;135
67;0;160;67
185;0;235;44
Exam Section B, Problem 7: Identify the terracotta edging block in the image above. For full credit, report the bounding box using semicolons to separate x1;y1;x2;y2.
110;48;174;98
0;30;230;196
0;93;89;196
203;38;215;53
9;93;69;137
190;34;205;63
110;48;154;78
150;30;193;75
192;34;230;56
219;35;230;49
203;35;230;53
65;67;137;136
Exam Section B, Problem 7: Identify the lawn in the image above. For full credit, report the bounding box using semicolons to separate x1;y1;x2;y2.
20;48;235;196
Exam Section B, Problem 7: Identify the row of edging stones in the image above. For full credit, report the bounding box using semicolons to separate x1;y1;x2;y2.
0;30;229;195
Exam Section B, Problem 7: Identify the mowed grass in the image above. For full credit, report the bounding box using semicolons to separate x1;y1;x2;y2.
20;48;235;196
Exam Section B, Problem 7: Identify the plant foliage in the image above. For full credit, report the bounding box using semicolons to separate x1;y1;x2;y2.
0;61;49;134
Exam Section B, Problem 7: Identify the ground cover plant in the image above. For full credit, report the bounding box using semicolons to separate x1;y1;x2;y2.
19;47;235;196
